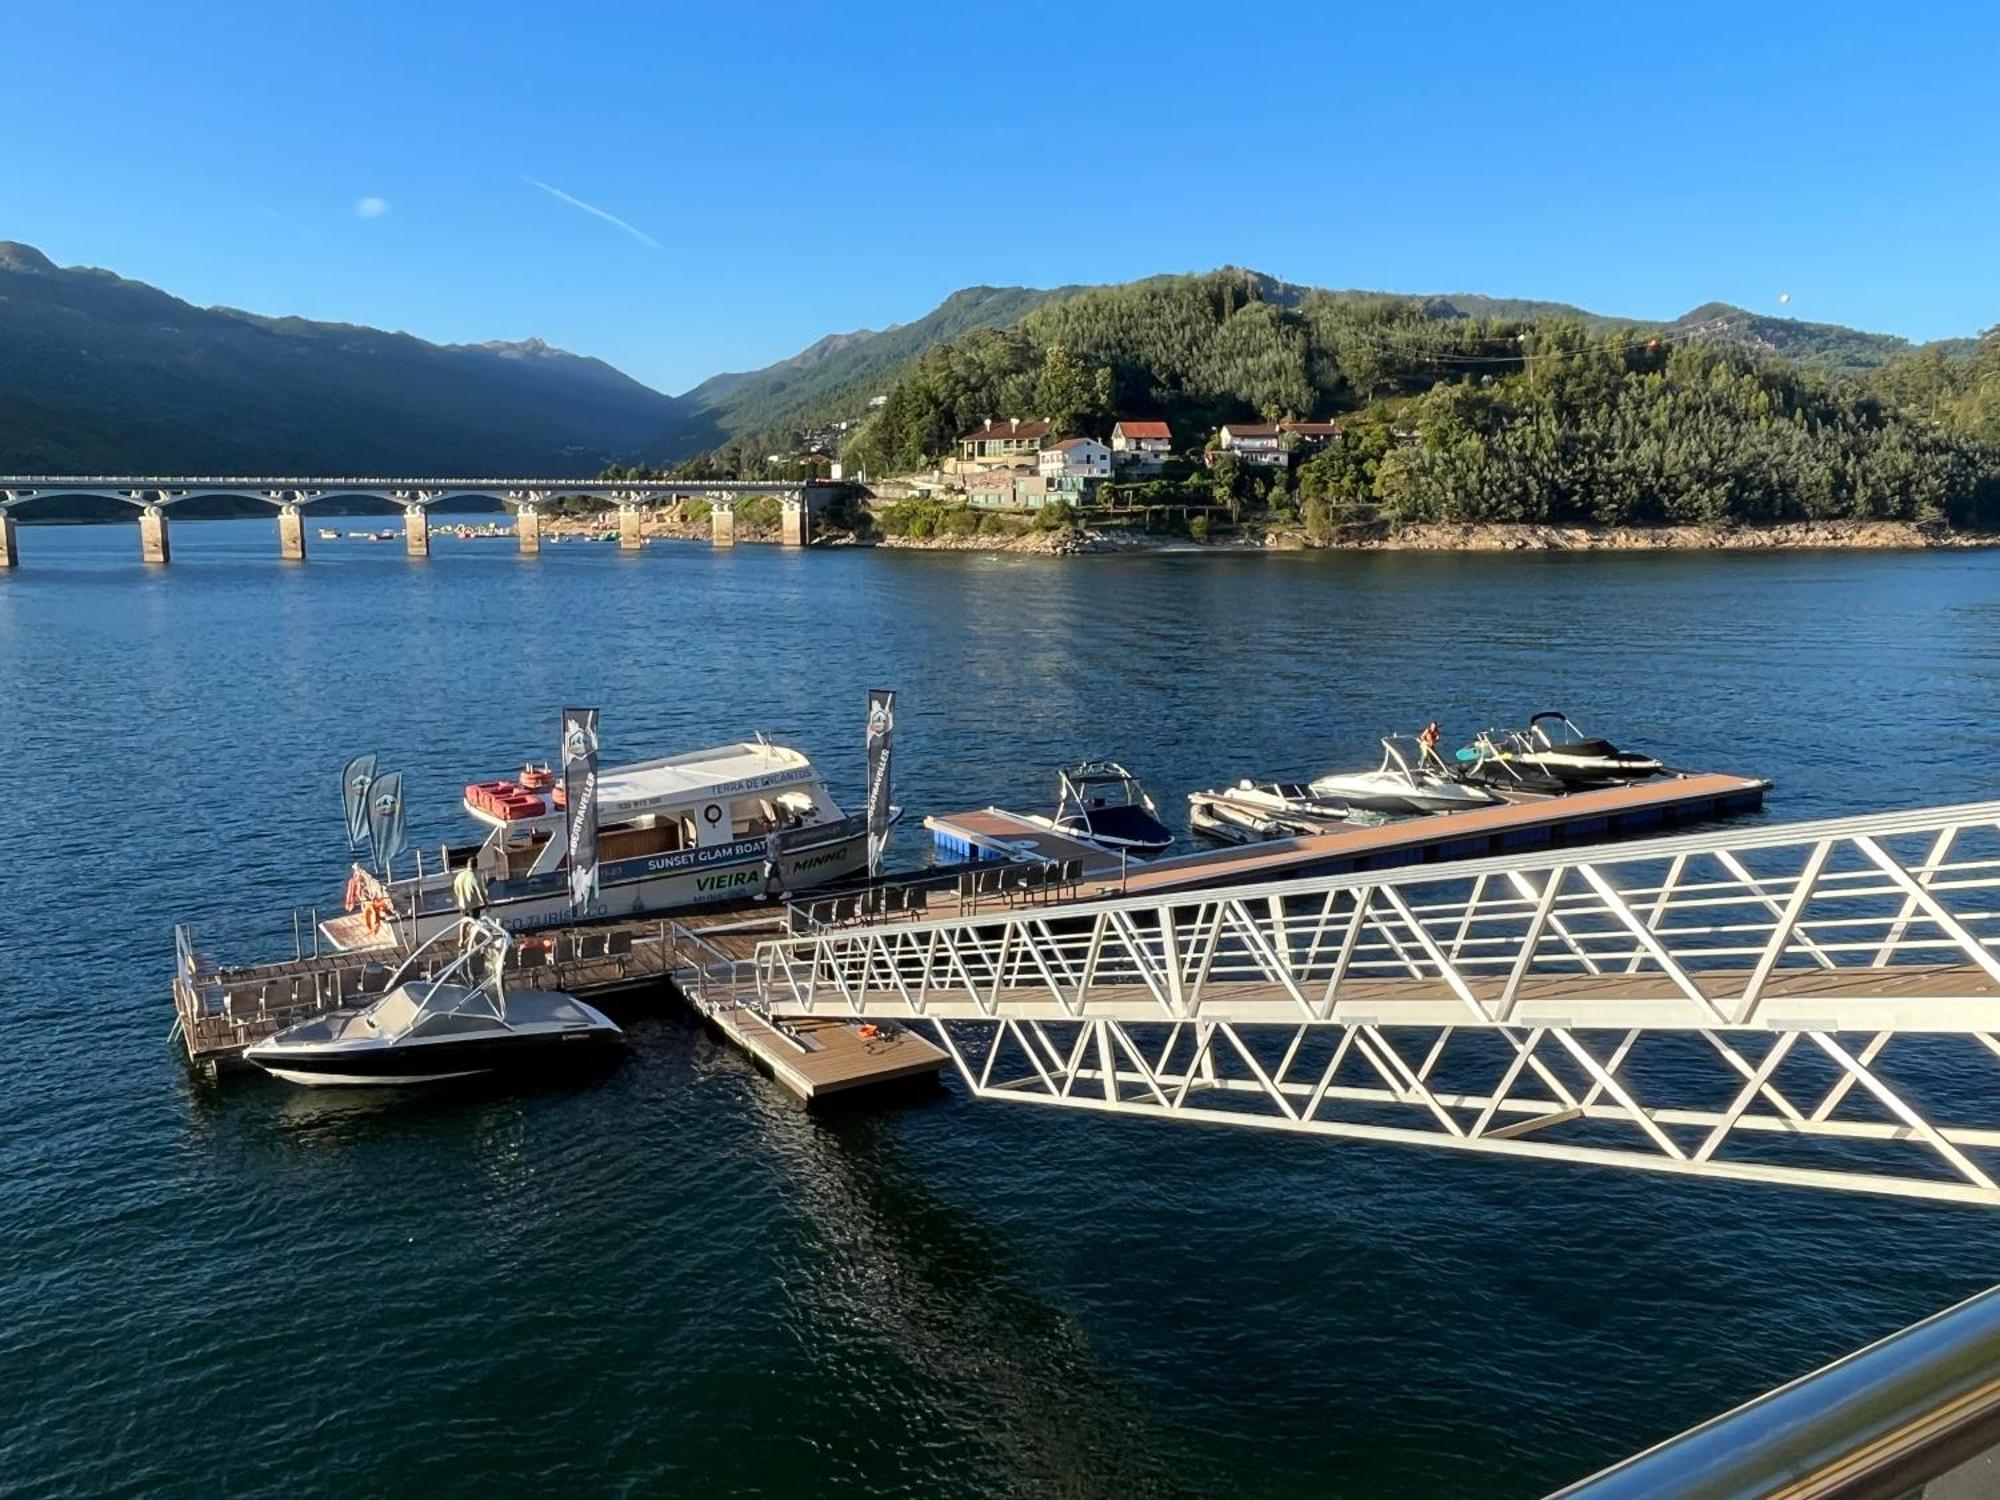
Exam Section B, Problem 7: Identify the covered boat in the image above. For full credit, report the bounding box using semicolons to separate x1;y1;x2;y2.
325;738;875;951
1188;781;1354;845
245;921;622;1087
1508;711;1664;785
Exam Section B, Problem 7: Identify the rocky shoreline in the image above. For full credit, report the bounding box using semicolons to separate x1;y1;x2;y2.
869;518;1999;555
539;511;1998;556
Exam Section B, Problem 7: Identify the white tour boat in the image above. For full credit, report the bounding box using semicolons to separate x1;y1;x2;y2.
324;739;874;951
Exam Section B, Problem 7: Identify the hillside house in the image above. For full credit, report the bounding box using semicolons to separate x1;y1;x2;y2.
1039;437;1112;481
957;417;1053;472
1278;420;1342;449
1110;420;1173;474
1210;423;1289;469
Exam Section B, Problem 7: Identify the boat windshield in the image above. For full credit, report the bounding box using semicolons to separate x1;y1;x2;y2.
1529;711;1589;748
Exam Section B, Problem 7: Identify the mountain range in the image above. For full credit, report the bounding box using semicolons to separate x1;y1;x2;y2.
0;240;1972;478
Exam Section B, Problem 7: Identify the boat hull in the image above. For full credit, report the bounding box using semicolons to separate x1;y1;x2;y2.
1516;753;1664;785
1308;776;1492;815
332;825;871;951
245;1026;623;1087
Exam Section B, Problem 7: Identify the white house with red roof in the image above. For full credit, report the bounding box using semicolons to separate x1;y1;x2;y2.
1110;419;1173;474
1038;436;1112;481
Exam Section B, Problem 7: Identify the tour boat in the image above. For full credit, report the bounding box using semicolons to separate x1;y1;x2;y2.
317;527;340;541
323;739;876;951
1024;761;1175;856
1506;711;1665;785
1188;781;1354;845
1309;738;1501;815
245;921;623;1087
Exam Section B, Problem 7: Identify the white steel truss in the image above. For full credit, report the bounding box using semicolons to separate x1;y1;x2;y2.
754;800;2000;1204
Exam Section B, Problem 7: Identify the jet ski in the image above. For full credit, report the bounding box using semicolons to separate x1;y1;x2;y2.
1508;711;1664;785
244;919;623;1087
1025;760;1175;855
1310;738;1500;815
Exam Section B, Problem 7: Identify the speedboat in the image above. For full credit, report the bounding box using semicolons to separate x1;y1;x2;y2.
1026;761;1175;855
1452;731;1571;796
324;737;875;952
1310;738;1501;815
1188;781;1354;844
1508;711;1664;785
245;920;623;1087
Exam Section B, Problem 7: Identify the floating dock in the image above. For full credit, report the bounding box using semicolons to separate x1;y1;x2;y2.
925;771;1771;901
170;910;945;1102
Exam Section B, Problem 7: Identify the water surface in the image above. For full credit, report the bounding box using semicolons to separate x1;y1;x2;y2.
4;520;2000;1497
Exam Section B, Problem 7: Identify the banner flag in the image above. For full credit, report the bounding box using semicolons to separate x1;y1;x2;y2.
340;752;378;850
366;771;407;876
562;708;601;911
865;689;895;875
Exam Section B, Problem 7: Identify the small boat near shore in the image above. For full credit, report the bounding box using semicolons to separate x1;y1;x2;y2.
245;920;622;1087
1311;737;1501;814
1023;761;1175;855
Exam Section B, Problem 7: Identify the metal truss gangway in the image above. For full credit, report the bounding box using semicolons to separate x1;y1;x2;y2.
754;799;2000;1205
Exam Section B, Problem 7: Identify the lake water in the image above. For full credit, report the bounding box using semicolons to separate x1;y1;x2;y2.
5;518;2000;1498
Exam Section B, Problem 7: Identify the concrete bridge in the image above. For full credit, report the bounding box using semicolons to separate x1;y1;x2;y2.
0;476;840;565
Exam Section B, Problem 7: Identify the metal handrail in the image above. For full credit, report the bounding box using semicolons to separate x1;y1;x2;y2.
1549;1284;2000;1498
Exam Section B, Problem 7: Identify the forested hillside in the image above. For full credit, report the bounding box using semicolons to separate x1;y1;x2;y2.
637;284;1082;465
838;272;2000;532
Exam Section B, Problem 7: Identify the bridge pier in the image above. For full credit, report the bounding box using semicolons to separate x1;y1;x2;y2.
711;496;736;548
277;504;307;561
781;492;809;548
139;505;171;564
619;502;644;552
517;502;542;555
404;504;429;558
0;511;15;569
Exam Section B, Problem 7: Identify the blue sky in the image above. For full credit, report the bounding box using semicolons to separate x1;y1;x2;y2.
4;1;1994;394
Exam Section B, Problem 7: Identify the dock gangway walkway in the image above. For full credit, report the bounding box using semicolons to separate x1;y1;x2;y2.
753;799;2000;1205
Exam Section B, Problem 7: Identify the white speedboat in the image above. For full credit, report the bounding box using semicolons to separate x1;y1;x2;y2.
246;920;622;1087
325;739;874;951
1023;761;1175;856
1310;738;1501;815
1188;781;1353;845
1508;711;1664;785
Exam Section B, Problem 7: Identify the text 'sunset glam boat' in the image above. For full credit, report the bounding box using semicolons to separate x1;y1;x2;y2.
325;740;871;951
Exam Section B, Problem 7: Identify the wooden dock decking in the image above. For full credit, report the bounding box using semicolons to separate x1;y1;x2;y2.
925;772;1770;903
706;1009;947;1100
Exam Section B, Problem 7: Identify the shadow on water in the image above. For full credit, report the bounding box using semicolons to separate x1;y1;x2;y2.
745;1099;1213;1498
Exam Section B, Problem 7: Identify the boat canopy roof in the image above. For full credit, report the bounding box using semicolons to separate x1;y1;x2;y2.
594;741;822;817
